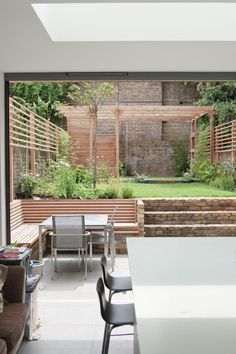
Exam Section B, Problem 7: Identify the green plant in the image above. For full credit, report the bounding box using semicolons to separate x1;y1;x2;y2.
193;160;217;184
74;164;93;185
171;139;189;177
18;174;38;198
96;161;111;183
196;82;236;125
53;164;76;198
58;131;70;160
210;160;236;191
72;184;98;199
210;174;235;191
121;186;134;199
97;179;121;199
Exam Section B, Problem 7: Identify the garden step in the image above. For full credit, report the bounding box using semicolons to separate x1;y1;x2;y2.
142;198;236;212
144;211;236;225
144;224;236;237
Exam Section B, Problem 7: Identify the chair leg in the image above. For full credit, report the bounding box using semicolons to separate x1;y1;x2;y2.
105;325;113;354
85;248;87;280
89;235;93;272
54;249;57;272
102;322;110;354
79;249;82;271
78;248;81;271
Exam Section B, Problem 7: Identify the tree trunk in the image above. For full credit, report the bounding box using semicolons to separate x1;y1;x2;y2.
92;108;97;189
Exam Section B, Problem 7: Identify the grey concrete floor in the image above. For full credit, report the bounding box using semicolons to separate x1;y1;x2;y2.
18;254;133;354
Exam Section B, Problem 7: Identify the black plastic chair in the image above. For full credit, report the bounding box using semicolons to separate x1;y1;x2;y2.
96;277;135;354
100;255;132;302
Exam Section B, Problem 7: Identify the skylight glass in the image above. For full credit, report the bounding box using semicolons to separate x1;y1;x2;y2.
32;3;236;42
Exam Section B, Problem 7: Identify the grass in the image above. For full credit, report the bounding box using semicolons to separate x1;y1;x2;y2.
122;181;236;198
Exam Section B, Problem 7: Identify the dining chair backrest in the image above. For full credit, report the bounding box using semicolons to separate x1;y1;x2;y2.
52;215;85;249
96;277;109;321
108;206;118;227
100;255;112;288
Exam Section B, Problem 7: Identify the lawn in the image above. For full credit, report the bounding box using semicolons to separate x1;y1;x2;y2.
122;182;236;198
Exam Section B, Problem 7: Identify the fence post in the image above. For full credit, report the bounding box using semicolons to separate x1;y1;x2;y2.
209;111;215;164
55;127;59;159
232;120;236;163
29;112;36;175
190;119;196;161
114;107;120;177
46;120;51;162
9;99;14;202
89;109;93;163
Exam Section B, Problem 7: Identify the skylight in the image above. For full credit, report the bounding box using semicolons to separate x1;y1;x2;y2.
32;3;236;42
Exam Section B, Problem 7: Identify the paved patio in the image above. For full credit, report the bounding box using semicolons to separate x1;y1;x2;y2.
18;254;133;354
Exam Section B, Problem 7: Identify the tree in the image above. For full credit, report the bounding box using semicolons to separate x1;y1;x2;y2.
9;82;71;126
196;82;236;125
67;82;117;188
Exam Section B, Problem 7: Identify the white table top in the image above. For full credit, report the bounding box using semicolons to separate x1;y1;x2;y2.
39;214;108;229
127;237;236;354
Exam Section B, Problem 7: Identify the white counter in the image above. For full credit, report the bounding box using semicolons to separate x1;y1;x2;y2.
127;237;236;354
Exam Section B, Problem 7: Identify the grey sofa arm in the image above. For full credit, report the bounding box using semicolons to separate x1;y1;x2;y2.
3;266;26;303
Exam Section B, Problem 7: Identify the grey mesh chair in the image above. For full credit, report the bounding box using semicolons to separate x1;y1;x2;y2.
96;277;134;354
100;255;132;301
91;207;117;271
51;215;91;279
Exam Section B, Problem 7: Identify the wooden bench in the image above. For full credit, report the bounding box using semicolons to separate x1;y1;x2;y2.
10;199;139;254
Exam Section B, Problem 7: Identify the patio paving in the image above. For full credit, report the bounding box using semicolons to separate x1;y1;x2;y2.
18;254;133;354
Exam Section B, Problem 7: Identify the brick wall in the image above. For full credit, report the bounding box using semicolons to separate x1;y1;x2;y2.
103;81;199;106
119;112;191;176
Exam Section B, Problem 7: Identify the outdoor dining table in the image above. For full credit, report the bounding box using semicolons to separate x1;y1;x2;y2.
38;214;113;264
127;236;236;354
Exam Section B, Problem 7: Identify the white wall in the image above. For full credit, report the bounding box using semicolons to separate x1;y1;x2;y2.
0;72;6;246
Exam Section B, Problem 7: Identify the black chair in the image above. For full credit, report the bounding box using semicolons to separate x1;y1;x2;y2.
96;277;135;354
100;255;132;301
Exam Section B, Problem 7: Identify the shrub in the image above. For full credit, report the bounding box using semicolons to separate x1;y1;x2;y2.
72;184;98;199
194;160;217;184
18;174;38;198
97;179;121;199
53;164;76;198
171;139;189;177
210;160;236;191
121;186;134;199
210;174;235;191
74;165;93;186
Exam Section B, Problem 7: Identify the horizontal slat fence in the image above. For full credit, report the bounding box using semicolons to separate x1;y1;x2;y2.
9;98;68;201
191;118;236;164
215;120;236;162
9;98;67;153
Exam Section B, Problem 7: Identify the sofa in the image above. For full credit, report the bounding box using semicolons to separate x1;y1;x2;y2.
0;266;28;354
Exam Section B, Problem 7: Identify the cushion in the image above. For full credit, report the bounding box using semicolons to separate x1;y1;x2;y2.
0;265;8;313
0;339;7;354
0;303;28;351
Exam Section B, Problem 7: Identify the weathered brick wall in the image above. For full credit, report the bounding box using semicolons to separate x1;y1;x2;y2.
119;117;191;176
103;81;199;106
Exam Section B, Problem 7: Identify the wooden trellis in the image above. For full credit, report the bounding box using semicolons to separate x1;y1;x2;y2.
9;98;68;201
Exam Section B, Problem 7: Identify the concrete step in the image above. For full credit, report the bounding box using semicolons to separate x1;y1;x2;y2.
144;211;236;225
144;224;236;237
143;198;236;212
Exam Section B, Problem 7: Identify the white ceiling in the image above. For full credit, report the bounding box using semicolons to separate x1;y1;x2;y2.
1;0;236;73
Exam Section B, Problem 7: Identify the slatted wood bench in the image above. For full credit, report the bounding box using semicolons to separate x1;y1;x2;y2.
10;199;139;256
21;199;139;234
